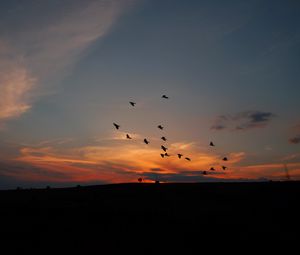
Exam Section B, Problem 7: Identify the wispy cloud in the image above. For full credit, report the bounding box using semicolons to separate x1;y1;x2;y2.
235;111;276;130
230;162;300;181
0;0;135;125
281;153;300;161
1;134;299;187
211;111;276;131
0;64;36;123
0;41;36;125
0;136;245;185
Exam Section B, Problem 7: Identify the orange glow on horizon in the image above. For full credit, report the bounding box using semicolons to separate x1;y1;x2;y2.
7;139;300;184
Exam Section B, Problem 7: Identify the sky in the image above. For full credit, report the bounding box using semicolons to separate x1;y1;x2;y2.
0;0;300;189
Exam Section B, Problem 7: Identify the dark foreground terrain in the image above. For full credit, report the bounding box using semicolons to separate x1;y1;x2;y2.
0;182;299;253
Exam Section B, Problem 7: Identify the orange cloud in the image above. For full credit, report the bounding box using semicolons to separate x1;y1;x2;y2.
0;54;36;123
11;138;247;183
0;0;135;126
216;162;300;180
8;137;299;185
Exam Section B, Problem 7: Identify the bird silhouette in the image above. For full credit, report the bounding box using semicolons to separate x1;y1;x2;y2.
161;136;167;141
129;102;136;107
161;145;168;152
210;141;215;146
162;95;169;99
185;157;191;161
126;134;132;139
177;154;183;159
144;138;149;144
158;125;164;130
160;154;165;158
210;167;215;171
223;157;228;161
113;123;120;130
164;153;170;157
203;171;207;175
222;166;227;170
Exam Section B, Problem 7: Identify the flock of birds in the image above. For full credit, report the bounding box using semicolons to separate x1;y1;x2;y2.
113;95;229;180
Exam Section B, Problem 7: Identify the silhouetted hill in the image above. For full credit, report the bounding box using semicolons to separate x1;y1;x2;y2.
1;182;299;253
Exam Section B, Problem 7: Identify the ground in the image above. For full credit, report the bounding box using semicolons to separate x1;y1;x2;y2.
0;182;299;253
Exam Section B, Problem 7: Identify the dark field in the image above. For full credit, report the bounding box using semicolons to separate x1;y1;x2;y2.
1;182;299;253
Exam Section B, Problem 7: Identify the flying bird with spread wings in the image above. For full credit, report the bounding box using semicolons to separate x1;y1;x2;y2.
126;134;132;139
113;123;120;130
210;167;215;171
158;125;164;130
161;145;168;152
177;154;183;159
161;136;167;141
129;102;136;107
210;141;215;146
162;95;169;99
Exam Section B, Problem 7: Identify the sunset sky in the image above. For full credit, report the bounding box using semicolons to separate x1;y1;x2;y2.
0;0;300;189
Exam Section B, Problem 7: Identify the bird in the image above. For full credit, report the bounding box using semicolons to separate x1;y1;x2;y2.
185;157;191;161
177;154;183;159
162;95;169;99
160;154;165;158
161;145;168;152
210;141;215;146
210;167;215;171
158;125;164;130
161;136;167;141
222;166;227;170
203;171;207;175
113;123;120;130
144;138;149;144
164;153;170;157
223;157;228;161
126;134;132;139
129;101;136;107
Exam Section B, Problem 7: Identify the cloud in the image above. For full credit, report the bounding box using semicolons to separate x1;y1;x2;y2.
281;153;300;162
210;123;227;131
231;162;300;181
289;135;300;144
141;171;224;183
4;134;299;187
0;0;135;125
1;135;300;187
25;0;131;77
0;42;36;125
210;115;228;131
110;131;142;141
0;64;36;122
0;135;246;186
211;111;276;131
235;111;276;130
